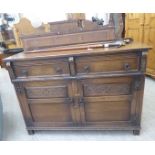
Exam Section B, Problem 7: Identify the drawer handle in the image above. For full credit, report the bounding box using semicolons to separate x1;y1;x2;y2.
84;65;90;73
124;63;131;71
20;69;28;76
68;57;74;63
55;67;63;74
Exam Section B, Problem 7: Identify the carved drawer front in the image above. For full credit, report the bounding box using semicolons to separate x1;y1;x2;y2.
75;53;139;75
82;77;133;97
21;80;74;126
23;80;69;99
79;77;134;123
12;58;70;78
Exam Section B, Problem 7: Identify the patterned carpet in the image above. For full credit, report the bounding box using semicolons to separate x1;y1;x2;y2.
0;68;155;141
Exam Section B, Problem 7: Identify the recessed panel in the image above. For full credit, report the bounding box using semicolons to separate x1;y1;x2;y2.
29;101;72;122
85;101;131;122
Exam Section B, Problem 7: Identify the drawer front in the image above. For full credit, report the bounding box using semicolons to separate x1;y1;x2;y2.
75;53;139;74
13;58;70;78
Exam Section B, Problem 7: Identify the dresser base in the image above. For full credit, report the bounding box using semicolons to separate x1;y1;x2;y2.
133;130;140;135
27;126;141;135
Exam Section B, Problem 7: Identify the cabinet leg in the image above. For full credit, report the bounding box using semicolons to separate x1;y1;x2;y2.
133;130;140;135
27;130;35;135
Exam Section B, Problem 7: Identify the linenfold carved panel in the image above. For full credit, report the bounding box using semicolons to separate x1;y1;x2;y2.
83;83;131;96
25;86;68;98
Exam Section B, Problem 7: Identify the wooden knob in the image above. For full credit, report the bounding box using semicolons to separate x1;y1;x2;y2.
55;67;62;74
124;63;131;71
20;69;28;76
84;65;90;73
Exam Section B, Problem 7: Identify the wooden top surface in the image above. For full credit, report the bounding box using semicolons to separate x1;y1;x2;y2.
4;42;151;62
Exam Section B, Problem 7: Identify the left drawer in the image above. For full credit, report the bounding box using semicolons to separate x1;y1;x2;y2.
12;58;70;78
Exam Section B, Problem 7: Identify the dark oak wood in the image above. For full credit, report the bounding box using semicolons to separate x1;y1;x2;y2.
4;42;150;135
133;130;140;135
48;20;110;34
28;130;35;135
20;17;116;51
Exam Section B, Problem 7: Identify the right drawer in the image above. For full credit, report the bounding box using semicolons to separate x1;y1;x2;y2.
75;53;139;75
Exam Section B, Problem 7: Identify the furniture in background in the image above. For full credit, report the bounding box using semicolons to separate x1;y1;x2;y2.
0;95;3;140
1;17;50;67
0;51;3;67
66;13;85;20
13;17;50;48
125;13;155;79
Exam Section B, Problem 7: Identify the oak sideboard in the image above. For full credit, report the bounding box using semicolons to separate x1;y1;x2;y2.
4;42;150;135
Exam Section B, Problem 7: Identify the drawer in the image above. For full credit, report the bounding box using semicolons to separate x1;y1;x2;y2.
12;58;70;78
75;53;139;74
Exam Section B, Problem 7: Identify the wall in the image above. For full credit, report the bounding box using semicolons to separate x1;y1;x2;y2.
22;13;110;27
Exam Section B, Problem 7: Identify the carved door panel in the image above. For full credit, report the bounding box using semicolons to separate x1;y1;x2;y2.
125;13;144;42
144;14;155;77
78;76;138;126
16;80;76;127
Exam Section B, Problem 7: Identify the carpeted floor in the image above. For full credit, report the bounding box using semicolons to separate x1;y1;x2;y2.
0;68;155;141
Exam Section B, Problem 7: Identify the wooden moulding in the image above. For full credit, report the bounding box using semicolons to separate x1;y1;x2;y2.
21;28;116;51
20;15;116;51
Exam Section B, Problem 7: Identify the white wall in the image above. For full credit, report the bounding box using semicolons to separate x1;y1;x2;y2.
22;13;110;27
1;13;110;28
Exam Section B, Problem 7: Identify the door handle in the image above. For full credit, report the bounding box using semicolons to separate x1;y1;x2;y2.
20;69;28;76
83;65;90;73
69;95;84;108
79;97;84;107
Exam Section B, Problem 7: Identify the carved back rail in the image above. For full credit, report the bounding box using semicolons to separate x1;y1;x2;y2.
21;28;115;51
20;14;123;51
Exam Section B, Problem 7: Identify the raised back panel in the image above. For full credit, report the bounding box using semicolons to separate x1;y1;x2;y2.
48;20;111;34
20;14;119;51
22;29;115;51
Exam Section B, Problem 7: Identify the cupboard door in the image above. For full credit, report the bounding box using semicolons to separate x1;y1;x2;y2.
125;13;144;42
78;77;137;126
16;80;76;128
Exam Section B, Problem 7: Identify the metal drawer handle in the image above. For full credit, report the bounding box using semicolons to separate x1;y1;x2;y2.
20;69;28;76
68;57;74;63
84;65;90;73
124;63;131;71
